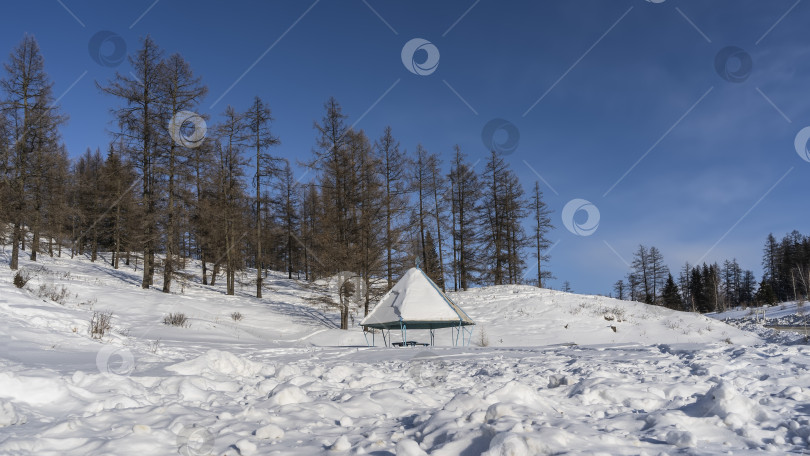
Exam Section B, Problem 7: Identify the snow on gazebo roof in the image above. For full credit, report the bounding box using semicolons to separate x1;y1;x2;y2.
360;267;475;330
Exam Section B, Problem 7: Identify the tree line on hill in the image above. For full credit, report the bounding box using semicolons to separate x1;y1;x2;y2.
613;230;810;313
0;35;556;326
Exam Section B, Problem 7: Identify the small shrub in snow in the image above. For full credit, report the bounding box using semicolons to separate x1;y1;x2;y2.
12;270;29;288
476;326;489;347
89;311;113;339
35;283;70;305
231;311;243;321
163;312;188;327
665;320;680;330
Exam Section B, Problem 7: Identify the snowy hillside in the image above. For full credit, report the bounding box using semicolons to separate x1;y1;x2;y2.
452;286;760;347
1;249;809;455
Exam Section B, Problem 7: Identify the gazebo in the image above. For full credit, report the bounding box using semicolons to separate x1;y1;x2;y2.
360;267;475;347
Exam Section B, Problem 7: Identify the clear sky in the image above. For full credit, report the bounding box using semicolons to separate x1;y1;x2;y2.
2;0;809;295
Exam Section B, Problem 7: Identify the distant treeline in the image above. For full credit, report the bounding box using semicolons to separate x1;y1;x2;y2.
613;231;810;313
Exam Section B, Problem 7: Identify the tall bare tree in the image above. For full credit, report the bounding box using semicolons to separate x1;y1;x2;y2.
374;126;409;289
243;96;279;297
1;35;64;269
214;106;249;295
530;181;553;287
158;53;208;292
448;146;481;290
100;36;165;288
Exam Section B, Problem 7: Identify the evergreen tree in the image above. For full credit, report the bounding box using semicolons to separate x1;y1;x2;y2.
423;230;443;288
755;278;776;305
661;273;682;310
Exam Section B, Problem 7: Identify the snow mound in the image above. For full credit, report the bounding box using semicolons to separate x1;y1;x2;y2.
395;439;428;456
165;349;270;378
268;383;310;406
0;400;24;427
686;381;769;423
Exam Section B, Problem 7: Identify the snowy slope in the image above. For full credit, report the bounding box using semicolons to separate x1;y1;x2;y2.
1;248;809;455
451;285;761;347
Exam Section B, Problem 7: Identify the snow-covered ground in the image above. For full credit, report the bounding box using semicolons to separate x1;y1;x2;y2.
709;302;810;345
1;247;809;455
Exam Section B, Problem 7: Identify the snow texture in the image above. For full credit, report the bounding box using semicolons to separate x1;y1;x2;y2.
0;248;809;455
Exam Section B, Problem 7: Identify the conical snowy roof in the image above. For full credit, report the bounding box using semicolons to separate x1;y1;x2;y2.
360;268;475;330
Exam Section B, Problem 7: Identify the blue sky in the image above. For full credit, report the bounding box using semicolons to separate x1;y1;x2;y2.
2;0;809;295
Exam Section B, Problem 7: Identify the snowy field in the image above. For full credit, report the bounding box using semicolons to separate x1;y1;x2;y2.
1;249;810;455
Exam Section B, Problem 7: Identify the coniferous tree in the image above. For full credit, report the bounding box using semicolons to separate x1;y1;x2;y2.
627;273;641;302
73;148;104;260
158;52;208;293
244;96;279;297
631;245;652;303
274;161;298;280
427;153;449;291
214;106;249;295
661;273;682;310
530;182;553;288
423;230;443;287
411;144;431;279
374;126;409;289
448;145;481;290
100;144;138;269
756;278;776;305
613;279;626;300
100;36;165;288
648;246;668;305
1;35;65;269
